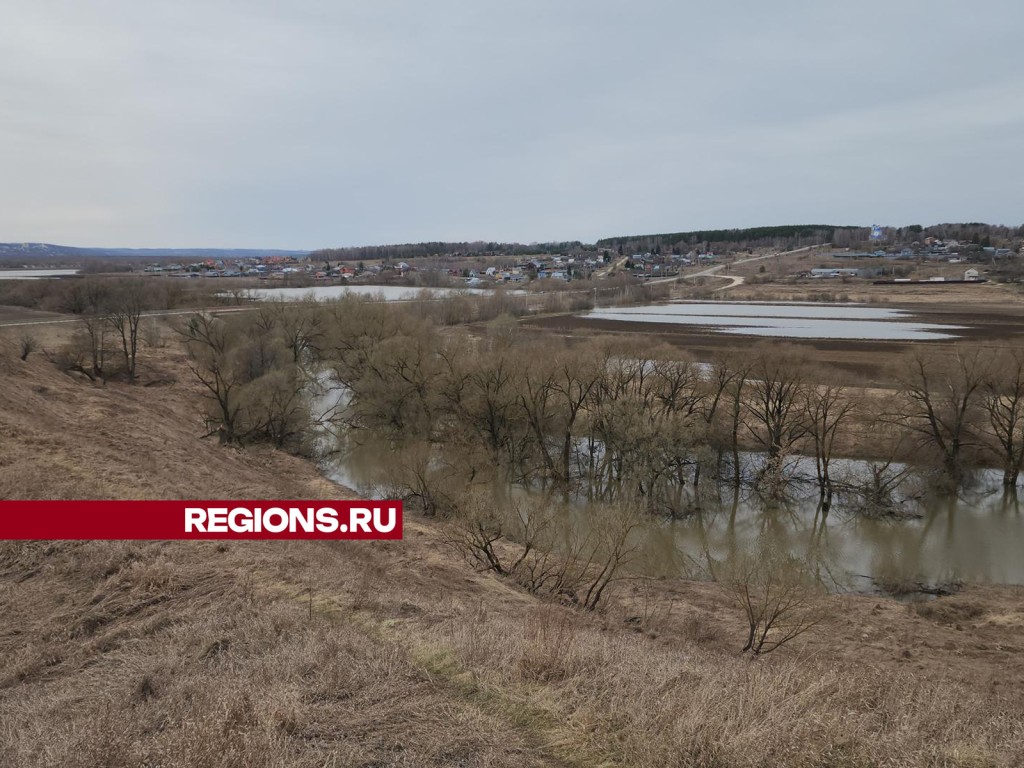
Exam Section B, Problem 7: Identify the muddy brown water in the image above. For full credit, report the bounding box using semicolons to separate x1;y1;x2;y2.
326;440;1024;590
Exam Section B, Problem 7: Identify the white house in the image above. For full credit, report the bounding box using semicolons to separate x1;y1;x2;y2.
964;268;980;281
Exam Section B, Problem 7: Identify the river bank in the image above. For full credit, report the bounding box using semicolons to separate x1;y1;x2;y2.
1;328;1022;765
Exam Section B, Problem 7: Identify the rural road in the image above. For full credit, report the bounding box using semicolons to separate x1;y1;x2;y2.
649;245;822;291
592;255;630;279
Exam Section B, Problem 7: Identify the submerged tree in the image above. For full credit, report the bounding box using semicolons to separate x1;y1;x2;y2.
803;381;857;507
982;346;1024;487
890;345;989;489
744;344;810;459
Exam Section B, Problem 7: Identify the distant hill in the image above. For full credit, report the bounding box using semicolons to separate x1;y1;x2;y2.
0;243;310;261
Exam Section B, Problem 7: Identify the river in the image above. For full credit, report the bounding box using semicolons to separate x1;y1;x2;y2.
324;437;1024;589
240;284;524;302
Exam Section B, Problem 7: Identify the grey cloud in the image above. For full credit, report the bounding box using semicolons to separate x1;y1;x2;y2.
1;0;1022;247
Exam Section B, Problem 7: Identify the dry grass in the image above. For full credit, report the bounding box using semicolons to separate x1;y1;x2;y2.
1;328;1023;766
2;533;1023;767
0;541;559;767
422;597;1024;767
0;329;333;500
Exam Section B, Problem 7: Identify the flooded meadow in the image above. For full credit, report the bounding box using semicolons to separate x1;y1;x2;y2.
580;301;967;341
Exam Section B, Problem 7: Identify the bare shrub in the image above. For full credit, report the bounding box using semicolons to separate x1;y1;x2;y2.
17;332;36;361
446;491;643;611
44;332;108;382
141;317;166;349
718;543;826;655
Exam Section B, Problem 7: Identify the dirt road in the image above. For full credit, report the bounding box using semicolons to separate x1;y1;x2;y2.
668;246;821;291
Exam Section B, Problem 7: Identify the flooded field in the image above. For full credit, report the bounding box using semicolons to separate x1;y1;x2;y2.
0;269;79;280
325;439;1024;589
241;284;519;302
580;301;966;341
667;470;1024;589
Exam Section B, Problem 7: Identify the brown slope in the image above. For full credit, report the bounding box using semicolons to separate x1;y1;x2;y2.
0;330;1021;767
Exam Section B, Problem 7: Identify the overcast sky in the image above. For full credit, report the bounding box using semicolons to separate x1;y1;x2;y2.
2;1;1022;249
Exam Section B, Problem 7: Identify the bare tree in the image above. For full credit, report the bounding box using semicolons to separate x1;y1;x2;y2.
273;300;325;364
69;278;114;380
179;313;245;443
803;382;857;506
891;345;989;488
107;279;146;383
247;367;312;450
79;315;110;381
982;346;1024;487
744;344;810;459
699;353;750;490
551;349;604;487
849;415;917;518
179;311;310;448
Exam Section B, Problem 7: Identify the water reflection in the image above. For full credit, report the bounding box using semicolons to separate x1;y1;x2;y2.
327;439;1024;588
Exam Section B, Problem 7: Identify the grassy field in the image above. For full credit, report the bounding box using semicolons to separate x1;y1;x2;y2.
1;326;1023;766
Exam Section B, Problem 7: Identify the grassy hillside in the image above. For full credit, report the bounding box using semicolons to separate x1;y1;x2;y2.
0;330;1022;767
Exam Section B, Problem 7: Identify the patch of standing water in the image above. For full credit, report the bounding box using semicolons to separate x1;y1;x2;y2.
325;438;1024;588
0;269;79;279
580;302;966;341
239;284;524;302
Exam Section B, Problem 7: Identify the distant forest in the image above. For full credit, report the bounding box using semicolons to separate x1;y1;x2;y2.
596;225;861;251
8;223;1022;267
311;223;1024;264
596;223;1024;254
310;241;586;262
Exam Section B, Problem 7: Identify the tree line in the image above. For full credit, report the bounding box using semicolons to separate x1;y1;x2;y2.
595;222;1024;256
596;225;861;254
174;296;1024;523
311;240;586;263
